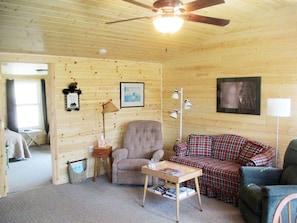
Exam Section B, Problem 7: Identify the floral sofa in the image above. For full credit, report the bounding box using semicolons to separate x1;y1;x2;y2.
169;134;275;204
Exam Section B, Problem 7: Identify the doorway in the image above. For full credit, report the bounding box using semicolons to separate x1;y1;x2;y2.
2;62;52;193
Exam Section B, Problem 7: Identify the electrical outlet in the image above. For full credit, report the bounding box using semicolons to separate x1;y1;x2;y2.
89;145;94;153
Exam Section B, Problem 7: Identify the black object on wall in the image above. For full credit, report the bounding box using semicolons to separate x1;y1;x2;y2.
62;82;82;111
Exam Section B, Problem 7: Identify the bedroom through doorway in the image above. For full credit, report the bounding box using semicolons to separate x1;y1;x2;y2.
2;62;53;193
7;145;51;193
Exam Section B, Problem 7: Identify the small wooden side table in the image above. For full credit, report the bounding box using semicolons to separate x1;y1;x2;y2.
92;146;112;182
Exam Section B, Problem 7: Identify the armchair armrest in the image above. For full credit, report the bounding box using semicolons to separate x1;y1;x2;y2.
261;185;297;223
240;166;283;186
262;185;297;197
112;148;128;162
152;149;164;161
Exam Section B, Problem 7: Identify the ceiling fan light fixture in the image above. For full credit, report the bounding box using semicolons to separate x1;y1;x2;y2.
153;15;184;34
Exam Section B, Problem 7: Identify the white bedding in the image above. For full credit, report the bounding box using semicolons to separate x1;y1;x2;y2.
5;129;32;159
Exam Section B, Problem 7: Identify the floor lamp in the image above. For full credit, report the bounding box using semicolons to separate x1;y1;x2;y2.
101;99;119;145
267;98;291;167
170;88;192;143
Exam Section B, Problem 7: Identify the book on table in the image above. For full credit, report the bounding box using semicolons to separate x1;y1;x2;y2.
148;185;196;199
148;185;170;195
159;167;182;175
164;187;196;199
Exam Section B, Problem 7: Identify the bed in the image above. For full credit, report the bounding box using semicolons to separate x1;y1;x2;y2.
5;129;31;159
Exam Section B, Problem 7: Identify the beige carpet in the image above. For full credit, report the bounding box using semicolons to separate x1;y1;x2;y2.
7;144;52;193
0;176;244;223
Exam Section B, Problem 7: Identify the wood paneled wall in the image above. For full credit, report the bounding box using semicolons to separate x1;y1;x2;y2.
0;70;7;195
1;3;296;198
0;54;162;197
162;6;297;168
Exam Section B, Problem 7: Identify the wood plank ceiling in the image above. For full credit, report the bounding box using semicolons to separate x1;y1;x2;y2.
0;0;296;63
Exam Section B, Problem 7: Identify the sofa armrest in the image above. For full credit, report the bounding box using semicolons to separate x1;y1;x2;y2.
112;148;128;162
246;146;276;166
240;166;283;186
173;142;188;157
261;185;297;223
152;149;164;161
246;153;268;166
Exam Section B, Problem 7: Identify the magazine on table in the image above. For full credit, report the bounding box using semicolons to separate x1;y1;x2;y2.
159;167;182;175
148;185;195;199
164;187;196;199
148;185;170;195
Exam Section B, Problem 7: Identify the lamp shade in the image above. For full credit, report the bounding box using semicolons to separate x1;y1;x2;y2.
153;15;184;34
267;98;291;117
184;99;192;109
170;109;178;119
102;100;119;113
171;89;179;99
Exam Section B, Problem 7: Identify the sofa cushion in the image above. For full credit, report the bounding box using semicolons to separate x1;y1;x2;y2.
187;134;212;157
280;165;297;185
238;140;264;165
169;156;220;169
212;134;247;161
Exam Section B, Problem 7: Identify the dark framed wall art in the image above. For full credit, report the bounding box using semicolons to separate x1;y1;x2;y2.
120;82;144;108
62;82;82;111
217;76;261;115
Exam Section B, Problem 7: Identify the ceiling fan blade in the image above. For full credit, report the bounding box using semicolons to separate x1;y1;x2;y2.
122;0;156;11
181;0;225;12
106;16;153;24
182;14;230;26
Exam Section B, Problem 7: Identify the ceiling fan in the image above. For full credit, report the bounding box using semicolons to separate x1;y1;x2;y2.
106;0;230;33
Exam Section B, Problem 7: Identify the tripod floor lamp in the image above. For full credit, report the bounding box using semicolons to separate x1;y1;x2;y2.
267;98;291;167
170;88;192;143
102;99;119;143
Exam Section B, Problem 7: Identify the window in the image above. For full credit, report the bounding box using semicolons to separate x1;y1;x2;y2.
14;80;44;130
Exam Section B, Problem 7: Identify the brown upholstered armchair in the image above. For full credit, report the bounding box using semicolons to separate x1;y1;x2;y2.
112;120;164;185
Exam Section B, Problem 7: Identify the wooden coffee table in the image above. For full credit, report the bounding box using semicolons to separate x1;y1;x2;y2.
141;160;203;223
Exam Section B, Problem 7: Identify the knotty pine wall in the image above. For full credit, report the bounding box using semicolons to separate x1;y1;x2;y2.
0;70;7;196
1;4;297;198
0;53;162;197
162;6;297;168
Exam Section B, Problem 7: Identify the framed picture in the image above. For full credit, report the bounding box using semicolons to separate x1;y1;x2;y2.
120;82;144;108
217;77;261;115
65;92;80;111
62;84;82;111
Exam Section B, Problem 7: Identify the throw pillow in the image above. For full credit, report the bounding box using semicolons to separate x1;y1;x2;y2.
174;142;188;157
212;134;247;161
280;165;297;185
187;134;212;157
238;140;264;165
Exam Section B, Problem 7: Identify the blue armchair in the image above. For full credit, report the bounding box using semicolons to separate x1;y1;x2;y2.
238;139;297;223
